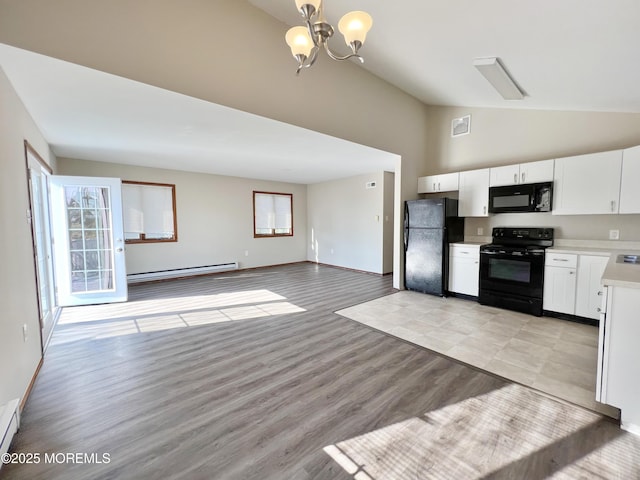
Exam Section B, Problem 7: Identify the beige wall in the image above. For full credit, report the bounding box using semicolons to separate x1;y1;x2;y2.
307;172;391;274
424;106;640;174
422;106;640;241
0;0;432;288
0;67;55;406
57;158;308;273
383;171;395;274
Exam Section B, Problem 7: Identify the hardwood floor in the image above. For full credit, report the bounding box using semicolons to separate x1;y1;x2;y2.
3;263;639;479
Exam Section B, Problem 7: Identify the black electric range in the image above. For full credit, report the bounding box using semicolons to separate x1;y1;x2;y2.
479;227;554;316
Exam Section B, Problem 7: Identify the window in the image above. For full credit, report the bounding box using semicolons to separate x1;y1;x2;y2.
253;191;293;237
122;181;177;243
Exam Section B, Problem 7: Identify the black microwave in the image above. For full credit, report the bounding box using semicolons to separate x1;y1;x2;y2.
488;182;553;213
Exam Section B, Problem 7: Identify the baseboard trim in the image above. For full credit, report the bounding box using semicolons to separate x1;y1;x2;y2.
20;357;43;412
306;260;387;277
542;310;598;326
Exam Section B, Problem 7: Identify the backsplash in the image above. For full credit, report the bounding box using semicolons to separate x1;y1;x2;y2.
464;212;640;242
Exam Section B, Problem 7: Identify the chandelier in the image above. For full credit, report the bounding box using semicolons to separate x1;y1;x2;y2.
285;1;373;75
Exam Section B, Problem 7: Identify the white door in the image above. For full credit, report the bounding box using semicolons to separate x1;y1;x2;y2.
26;148;58;351
50;176;127;306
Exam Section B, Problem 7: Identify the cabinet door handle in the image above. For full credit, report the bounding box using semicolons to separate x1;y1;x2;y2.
553;258;569;262
483;206;487;215
597;307;602;313
597;291;603;296
522;172;525;183
438;182;441;191
569;271;575;275
433;182;436;191
611;200;616;212
514;173;517;183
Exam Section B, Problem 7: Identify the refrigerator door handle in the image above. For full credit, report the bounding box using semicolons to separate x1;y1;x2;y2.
404;202;409;251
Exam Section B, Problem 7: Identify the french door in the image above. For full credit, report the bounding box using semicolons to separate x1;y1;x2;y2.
49;176;128;306
26;146;57;351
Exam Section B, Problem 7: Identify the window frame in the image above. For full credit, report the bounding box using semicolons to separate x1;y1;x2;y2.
122;180;178;244
253;191;294;238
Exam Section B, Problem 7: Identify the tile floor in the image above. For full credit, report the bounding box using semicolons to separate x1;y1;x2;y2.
337;291;619;418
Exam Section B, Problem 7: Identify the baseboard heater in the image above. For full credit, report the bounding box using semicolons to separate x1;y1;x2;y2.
0;399;20;469
127;262;239;284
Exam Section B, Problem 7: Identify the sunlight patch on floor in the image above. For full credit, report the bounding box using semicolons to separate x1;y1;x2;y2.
57;289;287;324
324;383;609;479
52;288;306;344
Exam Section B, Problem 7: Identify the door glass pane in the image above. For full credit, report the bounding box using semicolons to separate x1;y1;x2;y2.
65;186;114;293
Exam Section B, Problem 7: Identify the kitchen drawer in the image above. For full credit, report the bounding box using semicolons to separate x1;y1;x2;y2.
450;245;480;259
545;253;577;268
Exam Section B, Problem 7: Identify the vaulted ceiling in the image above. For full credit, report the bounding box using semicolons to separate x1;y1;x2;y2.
1;1;639;185
252;0;640;113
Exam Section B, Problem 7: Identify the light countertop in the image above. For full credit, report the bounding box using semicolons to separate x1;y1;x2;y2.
547;246;640;288
602;251;640;289
546;247;612;256
458;237;640;288
450;241;483;247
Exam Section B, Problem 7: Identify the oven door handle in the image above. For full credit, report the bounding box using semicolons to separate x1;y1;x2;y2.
481;250;501;255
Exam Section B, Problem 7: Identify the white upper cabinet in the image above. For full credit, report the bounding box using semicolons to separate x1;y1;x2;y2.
417;172;459;194
553;150;623;215
489;164;520;187
619;145;640;214
458;168;490;217
490;159;554;187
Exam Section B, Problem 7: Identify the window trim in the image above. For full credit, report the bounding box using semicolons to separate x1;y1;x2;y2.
253;191;293;238
122;180;178;244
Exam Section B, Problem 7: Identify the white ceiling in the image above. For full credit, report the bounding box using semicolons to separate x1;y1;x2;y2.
251;0;640;113
2;1;639;186
0;43;398;185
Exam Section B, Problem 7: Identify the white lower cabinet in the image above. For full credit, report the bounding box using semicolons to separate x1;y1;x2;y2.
544;251;612;320
575;255;610;320
448;244;480;296
597;285;640;434
543;253;577;315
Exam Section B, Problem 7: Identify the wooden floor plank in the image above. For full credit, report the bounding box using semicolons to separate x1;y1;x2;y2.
3;263;639;479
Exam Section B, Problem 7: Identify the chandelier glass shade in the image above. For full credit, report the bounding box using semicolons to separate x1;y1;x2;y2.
285;1;372;74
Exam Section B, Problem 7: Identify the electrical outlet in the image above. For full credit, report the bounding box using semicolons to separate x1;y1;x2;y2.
609;230;620;240
244;250;249;256
477;227;484;236
22;324;28;342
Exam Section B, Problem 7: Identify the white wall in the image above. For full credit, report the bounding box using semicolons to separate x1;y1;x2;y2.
0;67;55;406
422;106;640;241
307;172;391;274
57;158;308;273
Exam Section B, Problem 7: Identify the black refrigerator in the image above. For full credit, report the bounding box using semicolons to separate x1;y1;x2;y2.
404;198;464;296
